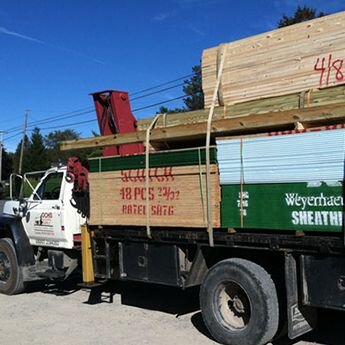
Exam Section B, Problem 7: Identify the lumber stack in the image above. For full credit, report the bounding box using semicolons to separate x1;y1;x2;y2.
137;85;345;131
202;11;345;108
88;148;221;228
60;101;345;151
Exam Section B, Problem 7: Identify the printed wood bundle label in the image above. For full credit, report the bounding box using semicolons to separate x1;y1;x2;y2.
89;165;220;228
221;182;343;232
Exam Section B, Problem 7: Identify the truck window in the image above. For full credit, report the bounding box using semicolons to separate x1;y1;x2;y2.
34;172;63;200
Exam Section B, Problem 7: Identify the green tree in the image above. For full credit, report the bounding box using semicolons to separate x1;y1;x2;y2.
158;106;184;114
44;129;81;164
1;148;14;180
278;5;325;28
158;65;204;114
27;128;49;171
182;65;204;111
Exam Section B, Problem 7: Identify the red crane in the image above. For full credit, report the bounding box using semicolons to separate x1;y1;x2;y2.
66;90;144;216
91;90;144;156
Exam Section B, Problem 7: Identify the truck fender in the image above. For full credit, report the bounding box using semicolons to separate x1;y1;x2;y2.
184;246;208;288
0;215;35;266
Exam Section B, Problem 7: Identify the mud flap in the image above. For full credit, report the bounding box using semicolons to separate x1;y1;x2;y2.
285;253;317;339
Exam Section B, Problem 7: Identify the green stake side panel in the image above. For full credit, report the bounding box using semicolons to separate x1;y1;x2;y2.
88;147;217;173
221;182;343;232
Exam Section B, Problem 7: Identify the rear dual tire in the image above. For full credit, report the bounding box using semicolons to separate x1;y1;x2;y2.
200;258;279;345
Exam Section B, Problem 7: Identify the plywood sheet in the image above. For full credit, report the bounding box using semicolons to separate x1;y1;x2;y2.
217;128;345;184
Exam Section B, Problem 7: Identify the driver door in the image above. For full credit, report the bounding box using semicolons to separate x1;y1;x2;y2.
24;172;65;247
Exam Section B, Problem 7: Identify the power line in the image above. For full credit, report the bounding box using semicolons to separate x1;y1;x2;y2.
130;73;193;96
12;81;182;131
4;120;96;142
30;107;93;125
131;83;184;101
4;107;92;133
29;93;186;130
25;109;94;131
1;71;194;144
4;86;183;135
39;118;96;131
3;72;193;135
133;95;185;112
4;94;186;138
3;93;186;140
4;107;94;134
3;84;177;135
4;132;23;141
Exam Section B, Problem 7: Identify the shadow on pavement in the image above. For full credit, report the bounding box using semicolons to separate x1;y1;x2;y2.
25;277;345;345
85;282;345;345
84;281;201;316
191;312;215;342
25;273;82;296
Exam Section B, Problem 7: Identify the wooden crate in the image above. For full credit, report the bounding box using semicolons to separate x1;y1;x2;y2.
89;165;220;228
202;11;345;107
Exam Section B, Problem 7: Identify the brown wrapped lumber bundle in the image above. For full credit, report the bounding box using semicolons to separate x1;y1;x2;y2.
202;11;345;108
88;148;221;228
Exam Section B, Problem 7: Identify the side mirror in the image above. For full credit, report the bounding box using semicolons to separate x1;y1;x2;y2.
10;174;23;200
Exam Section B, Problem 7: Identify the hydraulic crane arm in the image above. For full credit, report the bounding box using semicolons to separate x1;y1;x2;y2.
66;90;144;217
91;90;144;156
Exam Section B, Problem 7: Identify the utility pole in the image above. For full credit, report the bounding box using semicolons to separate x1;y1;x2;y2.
18;110;29;175
0;131;3;182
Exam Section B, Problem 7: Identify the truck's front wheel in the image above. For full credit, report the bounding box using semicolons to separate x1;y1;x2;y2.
0;238;24;295
200;258;279;345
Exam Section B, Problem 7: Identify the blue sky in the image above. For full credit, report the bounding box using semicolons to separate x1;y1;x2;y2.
1;0;344;151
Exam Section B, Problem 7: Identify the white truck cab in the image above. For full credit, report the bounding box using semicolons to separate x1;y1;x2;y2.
0;166;85;295
22;167;84;249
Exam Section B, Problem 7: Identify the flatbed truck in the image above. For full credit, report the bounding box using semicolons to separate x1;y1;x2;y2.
0;90;344;345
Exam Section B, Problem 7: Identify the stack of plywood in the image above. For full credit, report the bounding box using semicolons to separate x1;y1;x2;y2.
216;128;345;233
202;11;345;108
88;148;220;228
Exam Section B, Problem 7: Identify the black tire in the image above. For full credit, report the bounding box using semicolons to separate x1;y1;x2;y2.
200;258;279;345
0;238;24;295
